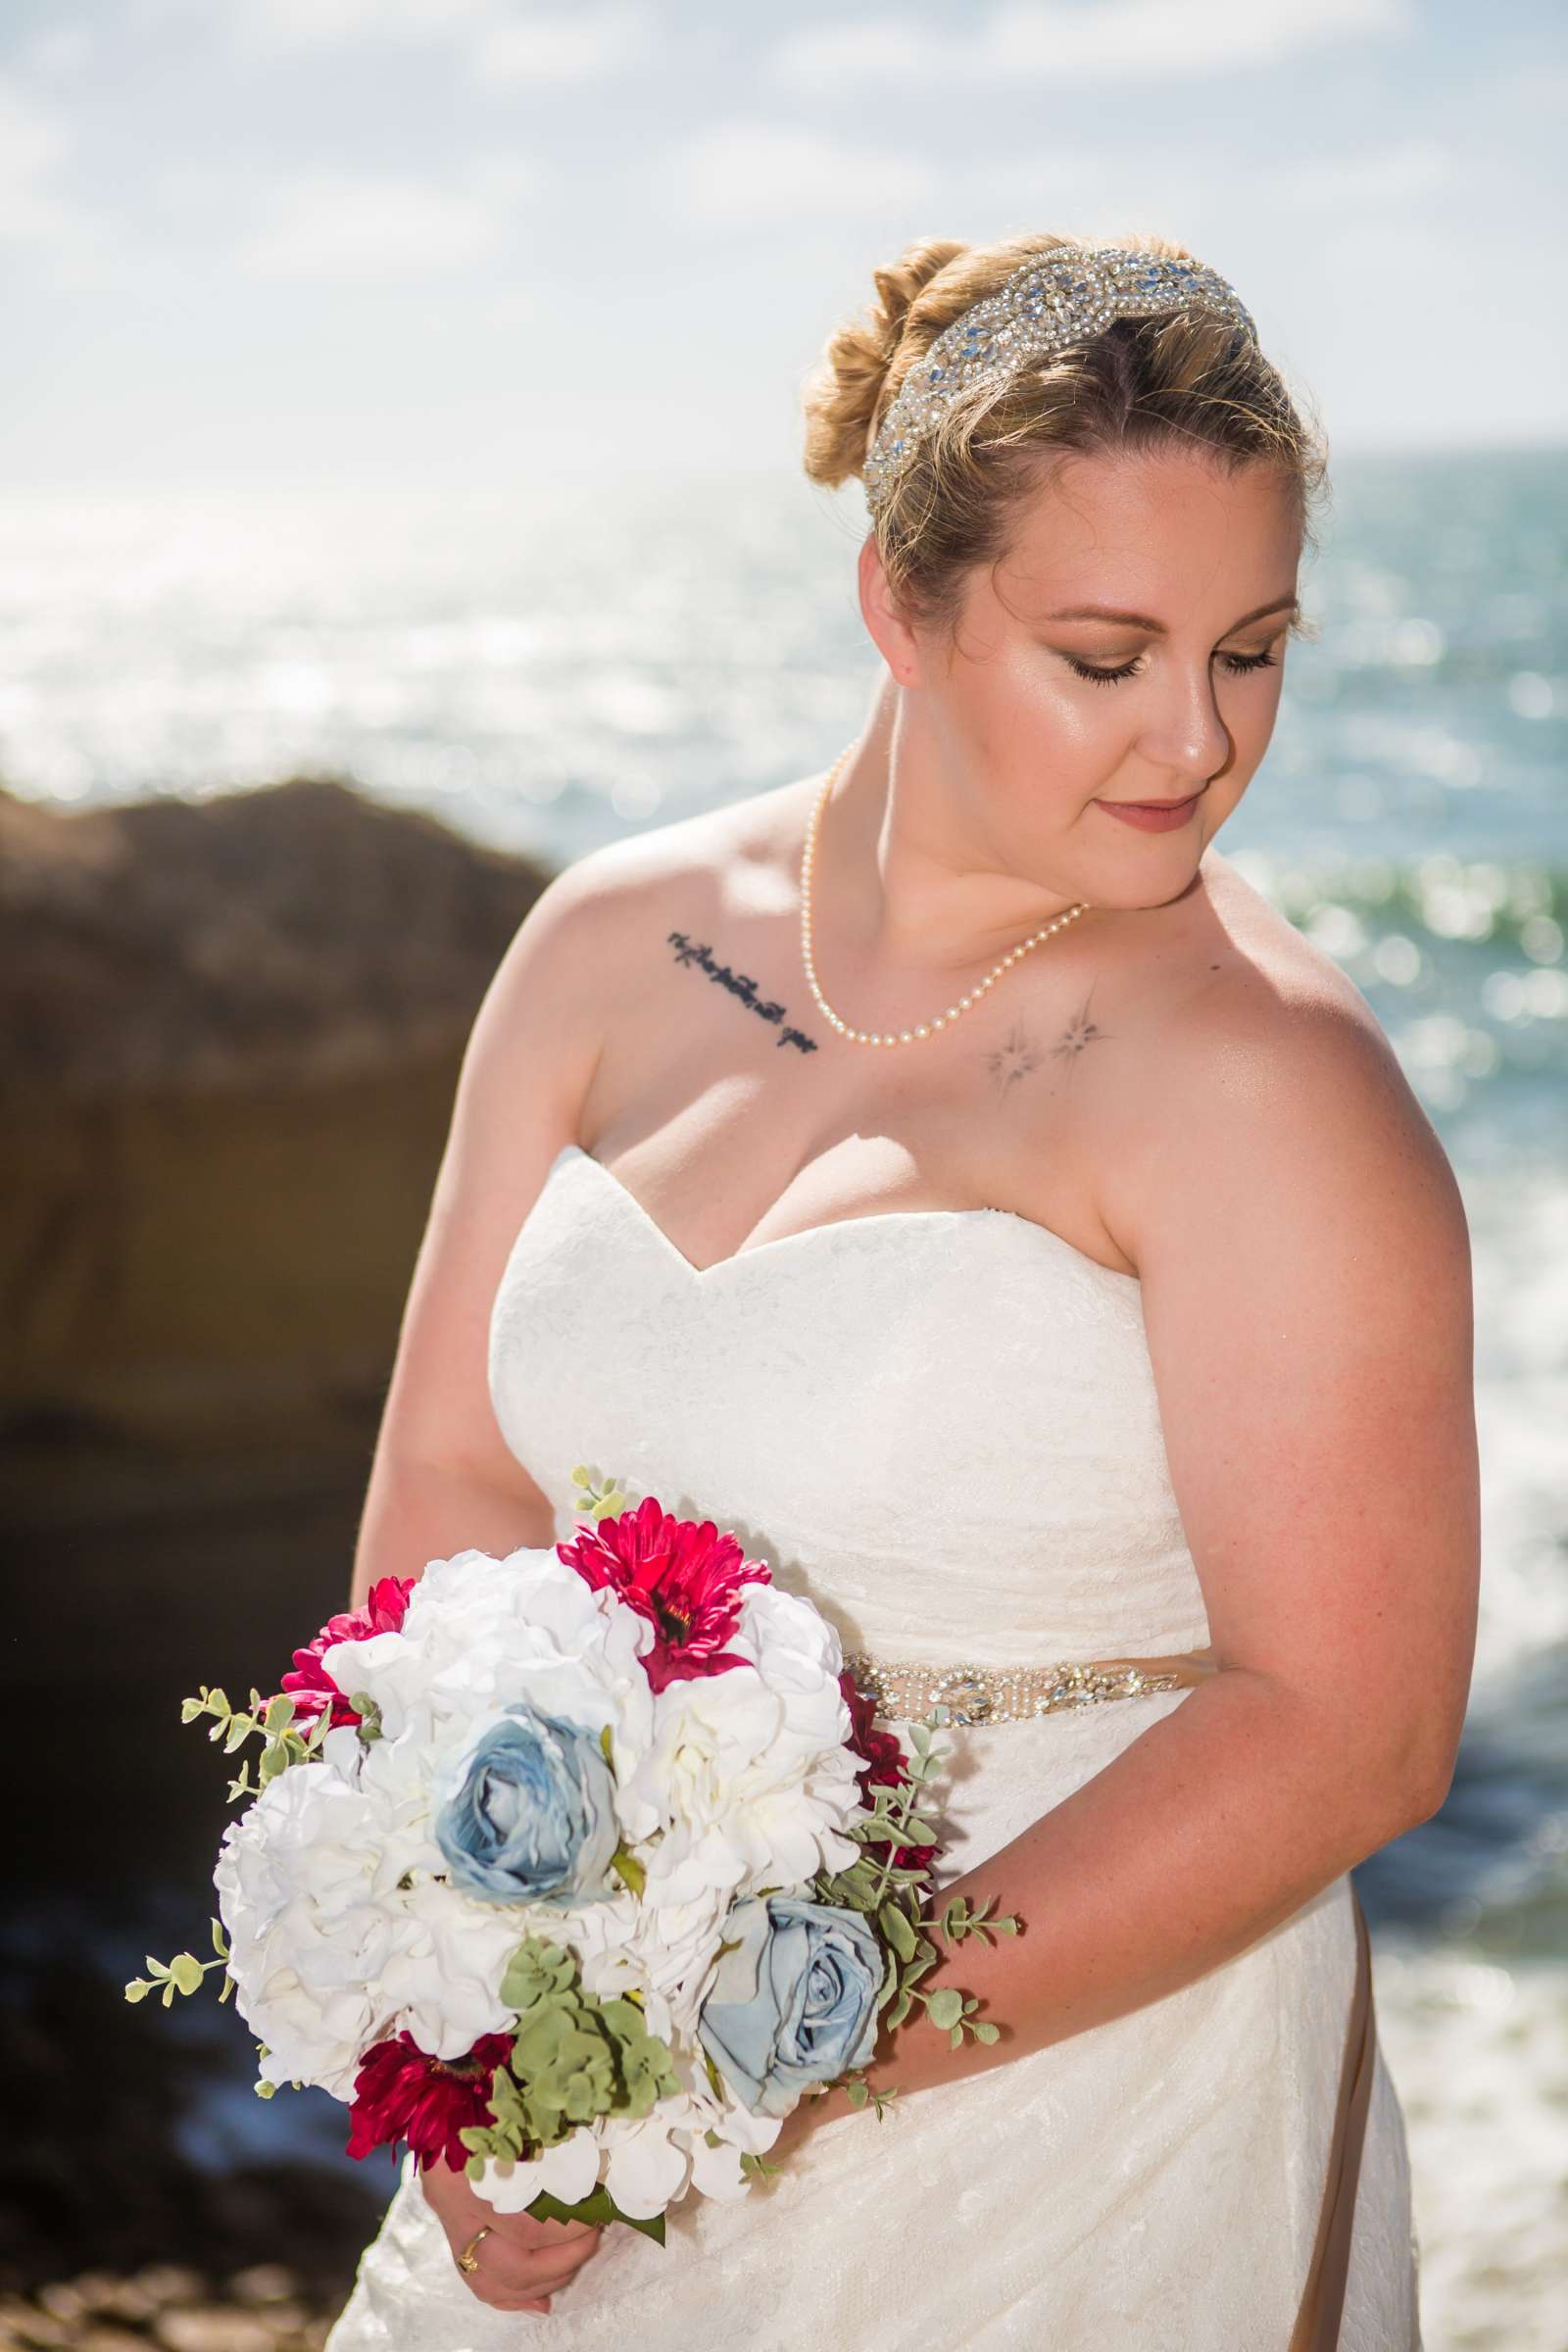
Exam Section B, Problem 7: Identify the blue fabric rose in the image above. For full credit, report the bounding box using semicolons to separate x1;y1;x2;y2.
432;1702;620;1906
696;1893;884;2117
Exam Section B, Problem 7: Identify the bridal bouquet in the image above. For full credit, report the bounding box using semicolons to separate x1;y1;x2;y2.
127;1465;1017;2240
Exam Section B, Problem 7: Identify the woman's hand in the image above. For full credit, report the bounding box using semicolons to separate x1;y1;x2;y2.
417;2153;606;2315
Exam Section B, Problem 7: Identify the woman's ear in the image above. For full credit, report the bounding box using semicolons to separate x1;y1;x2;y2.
858;532;924;691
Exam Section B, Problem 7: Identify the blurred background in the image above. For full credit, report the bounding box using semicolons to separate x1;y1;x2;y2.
2;4;1564;2349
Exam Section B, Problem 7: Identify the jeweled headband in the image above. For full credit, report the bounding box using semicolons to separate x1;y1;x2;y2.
862;244;1259;519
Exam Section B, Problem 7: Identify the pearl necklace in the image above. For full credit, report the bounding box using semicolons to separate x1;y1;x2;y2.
799;745;1093;1047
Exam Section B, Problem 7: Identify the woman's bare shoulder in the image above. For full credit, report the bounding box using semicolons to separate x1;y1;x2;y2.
542;778;804;923
1104;847;1468;1278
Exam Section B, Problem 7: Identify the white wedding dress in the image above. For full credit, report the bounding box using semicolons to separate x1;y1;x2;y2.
324;1141;1422;2350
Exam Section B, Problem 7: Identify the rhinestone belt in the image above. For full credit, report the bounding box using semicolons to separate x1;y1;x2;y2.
844;1643;1218;1727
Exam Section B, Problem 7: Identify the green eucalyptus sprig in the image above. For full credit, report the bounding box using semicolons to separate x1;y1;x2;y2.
124;1681;352;2018
178;1684;339;1801
124;1913;236;2009
809;1701;1020;2068
568;1462;636;1521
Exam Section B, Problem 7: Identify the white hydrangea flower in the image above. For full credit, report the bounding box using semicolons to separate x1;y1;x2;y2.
468;2119;608;2215
214;1751;424;2099
368;1875;524;2061
210;1533;874;2225
623;1596;864;1909
322;1544;659;1807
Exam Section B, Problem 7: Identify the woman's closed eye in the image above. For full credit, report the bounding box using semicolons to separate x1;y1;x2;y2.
1062;649;1280;688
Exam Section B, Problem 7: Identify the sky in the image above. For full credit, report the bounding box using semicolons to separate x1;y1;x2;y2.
0;0;1563;498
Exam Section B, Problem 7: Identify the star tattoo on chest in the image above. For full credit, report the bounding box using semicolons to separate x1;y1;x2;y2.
983;986;1111;1097
1052;985;1111;1070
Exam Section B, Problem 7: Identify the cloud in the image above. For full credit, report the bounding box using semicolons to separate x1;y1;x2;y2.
768;0;1416;93
662;120;935;226
16;23;99;77
212;0;653;82
0;72;115;265
220;0;494;51
237;160;533;277
1275;139;1454;211
469;3;655;86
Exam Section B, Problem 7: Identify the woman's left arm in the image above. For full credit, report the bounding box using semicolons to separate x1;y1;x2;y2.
787;982;1480;2140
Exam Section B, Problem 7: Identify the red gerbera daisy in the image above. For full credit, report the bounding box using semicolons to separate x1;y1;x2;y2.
277;1573;416;1731
346;2030;515;2173
839;1668;938;1874
557;1494;772;1694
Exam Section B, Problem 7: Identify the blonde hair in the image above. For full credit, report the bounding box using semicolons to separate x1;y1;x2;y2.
802;229;1329;645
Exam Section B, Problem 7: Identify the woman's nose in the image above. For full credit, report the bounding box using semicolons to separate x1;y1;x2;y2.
1138;667;1232;779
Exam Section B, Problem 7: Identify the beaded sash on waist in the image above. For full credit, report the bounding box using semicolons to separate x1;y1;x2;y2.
844;1642;1218;1726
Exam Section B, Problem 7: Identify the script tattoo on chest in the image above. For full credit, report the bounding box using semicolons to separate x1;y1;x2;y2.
666;929;819;1054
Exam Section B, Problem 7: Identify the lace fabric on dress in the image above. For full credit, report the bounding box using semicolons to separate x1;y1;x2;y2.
323;1142;1422;2351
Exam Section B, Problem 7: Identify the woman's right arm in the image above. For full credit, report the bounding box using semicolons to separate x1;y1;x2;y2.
346;845;621;1610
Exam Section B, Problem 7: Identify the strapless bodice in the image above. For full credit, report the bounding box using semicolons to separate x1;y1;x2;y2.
486;1143;1212;1666
328;1143;1418;2352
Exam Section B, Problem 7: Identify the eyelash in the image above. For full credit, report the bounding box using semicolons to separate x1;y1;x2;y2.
1064;650;1280;688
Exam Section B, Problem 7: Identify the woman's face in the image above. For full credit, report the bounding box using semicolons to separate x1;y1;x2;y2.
868;446;1302;914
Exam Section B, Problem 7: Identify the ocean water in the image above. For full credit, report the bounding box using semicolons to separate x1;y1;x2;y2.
2;449;1563;2346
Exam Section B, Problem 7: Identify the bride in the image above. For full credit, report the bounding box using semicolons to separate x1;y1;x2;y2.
323;233;1478;2347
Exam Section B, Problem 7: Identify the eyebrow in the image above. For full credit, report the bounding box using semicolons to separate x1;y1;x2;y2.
1044;596;1301;634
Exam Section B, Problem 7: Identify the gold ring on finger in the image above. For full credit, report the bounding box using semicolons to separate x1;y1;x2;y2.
456;2224;493;2275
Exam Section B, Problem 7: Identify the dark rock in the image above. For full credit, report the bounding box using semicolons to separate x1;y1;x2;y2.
1;775;558;2310
0;772;552;1098
0;773;555;1452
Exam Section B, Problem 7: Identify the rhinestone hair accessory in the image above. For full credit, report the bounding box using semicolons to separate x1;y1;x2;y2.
862;243;1259;519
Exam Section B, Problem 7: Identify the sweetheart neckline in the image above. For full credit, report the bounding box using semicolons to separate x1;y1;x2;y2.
554;1142;1142;1289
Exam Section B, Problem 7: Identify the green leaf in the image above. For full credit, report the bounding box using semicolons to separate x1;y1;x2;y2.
609;1842;645;1896
211;1917;229;1956
123;1979;151;2003
527;2186;664;2244
924;1986;963;2032
878;1902;916;1963
168;1953;205;1996
264;1692;296;1735
254;2078;276;2099
972;2021;1000;2043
